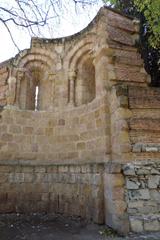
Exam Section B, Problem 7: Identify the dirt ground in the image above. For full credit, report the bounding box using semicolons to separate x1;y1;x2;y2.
0;214;160;240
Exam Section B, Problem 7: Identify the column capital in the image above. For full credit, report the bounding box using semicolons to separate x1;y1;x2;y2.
69;70;77;80
16;68;25;81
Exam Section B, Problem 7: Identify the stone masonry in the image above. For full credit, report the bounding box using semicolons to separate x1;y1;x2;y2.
0;6;160;235
124;161;160;233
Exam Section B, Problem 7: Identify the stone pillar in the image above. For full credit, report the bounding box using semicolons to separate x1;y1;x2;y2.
5;68;25;109
94;50;115;97
6;76;17;108
48;72;56;111
104;162;129;235
15;69;25;108
68;70;76;106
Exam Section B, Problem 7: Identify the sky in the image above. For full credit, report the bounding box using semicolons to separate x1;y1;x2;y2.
0;0;103;63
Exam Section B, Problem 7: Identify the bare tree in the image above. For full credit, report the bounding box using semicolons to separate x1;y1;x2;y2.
0;0;103;50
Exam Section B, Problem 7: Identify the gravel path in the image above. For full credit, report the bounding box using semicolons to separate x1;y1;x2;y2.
0;214;160;240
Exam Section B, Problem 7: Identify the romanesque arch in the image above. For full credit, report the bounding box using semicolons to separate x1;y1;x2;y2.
75;55;95;106
65;37;96;106
13;51;55;111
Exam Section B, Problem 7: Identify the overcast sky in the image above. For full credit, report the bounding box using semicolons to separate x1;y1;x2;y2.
0;0;103;63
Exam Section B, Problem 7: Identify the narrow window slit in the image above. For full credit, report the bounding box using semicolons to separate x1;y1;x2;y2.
35;85;39;111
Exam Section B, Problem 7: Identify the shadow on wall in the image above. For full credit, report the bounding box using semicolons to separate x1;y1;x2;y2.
76;58;95;106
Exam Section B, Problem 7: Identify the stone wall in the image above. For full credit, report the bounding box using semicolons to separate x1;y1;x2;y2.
125;86;160;232
0;95;109;164
104;84;160;233
0;6;159;235
104;162;129;234
0;64;8;106
0;163;104;223
129;87;160;159
124;162;160;232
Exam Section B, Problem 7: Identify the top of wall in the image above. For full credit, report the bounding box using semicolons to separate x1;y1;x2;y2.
0;5;139;69
31;6;139;48
31;6;137;46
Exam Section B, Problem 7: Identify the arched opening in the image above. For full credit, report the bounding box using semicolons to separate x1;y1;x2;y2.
75;58;95;106
29;69;40;111
19;62;53;111
19;68;42;111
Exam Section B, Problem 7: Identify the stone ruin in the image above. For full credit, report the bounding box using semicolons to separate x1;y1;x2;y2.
0;6;160;235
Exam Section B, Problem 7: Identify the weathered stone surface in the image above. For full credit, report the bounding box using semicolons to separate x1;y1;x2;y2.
145;147;159;152
144;220;160;232
108;26;134;46
1;5;160;236
124;162;160;233
132;143;142;153
126;179;139;189
128;201;143;209
107;11;136;33
129;189;150;200
130;118;160;131
130;218;144;233
148;176;160;189
129;86;160;109
132;144;160;153
115;66;146;83
151;168;160;175
136;168;151;175
150;190;160;201
105;162;122;174
0;163;104;224
123;165;136;176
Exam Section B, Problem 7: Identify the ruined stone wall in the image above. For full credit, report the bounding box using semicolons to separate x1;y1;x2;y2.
0;64;9;106
0;96;109;164
101;9;150;234
98;8;160;233
129;86;160;159
122;86;160;232
0;6;159;235
0;95;107;224
105;84;160;233
124;161;160;232
0;6;112;227
0;163;104;223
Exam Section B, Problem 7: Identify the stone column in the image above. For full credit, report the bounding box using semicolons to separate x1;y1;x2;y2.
15;69;25;108
6;76;17;108
68;70;76;106
48;72;56;111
